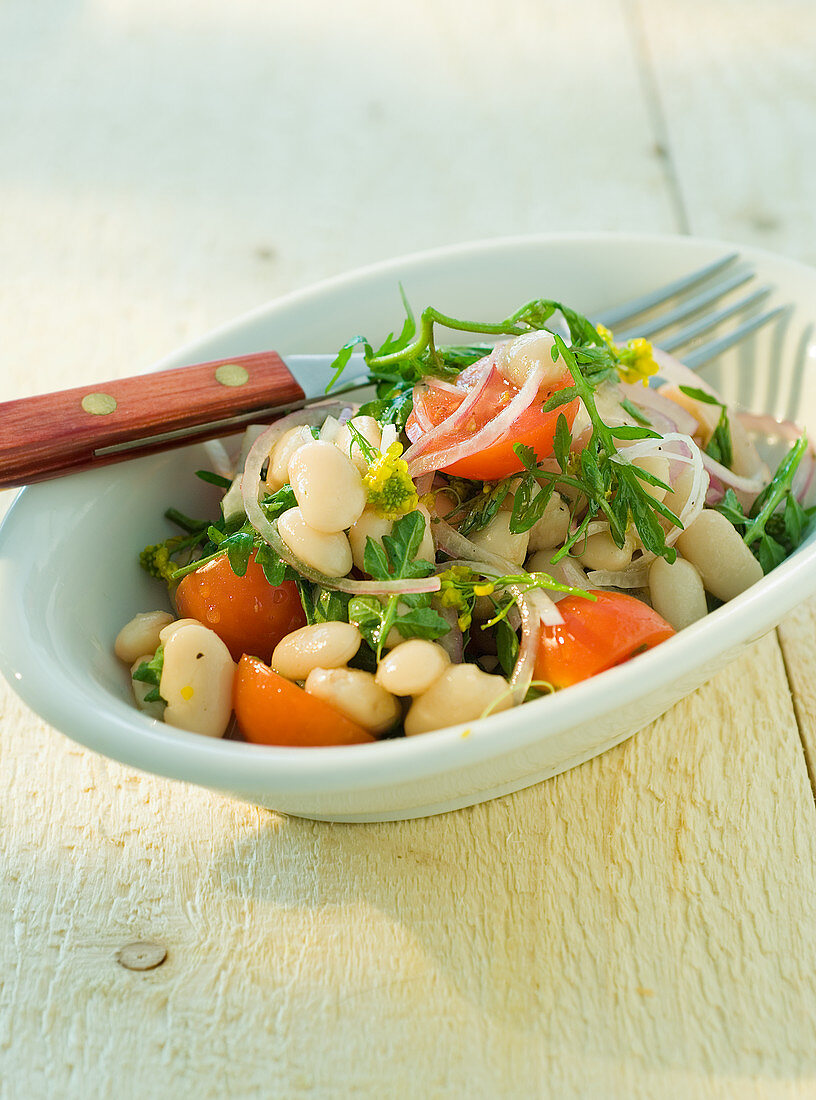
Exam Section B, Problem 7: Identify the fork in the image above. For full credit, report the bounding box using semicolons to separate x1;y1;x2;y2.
0;254;786;489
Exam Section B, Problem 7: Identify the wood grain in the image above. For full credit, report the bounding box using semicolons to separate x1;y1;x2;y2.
2;1;816;1098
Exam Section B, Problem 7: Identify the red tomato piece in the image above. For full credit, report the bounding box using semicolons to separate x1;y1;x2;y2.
535;590;675;689
175;551;306;663
406;366;579;481
233;655;374;747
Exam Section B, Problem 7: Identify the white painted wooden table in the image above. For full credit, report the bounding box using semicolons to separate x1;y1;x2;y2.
2;2;816;1096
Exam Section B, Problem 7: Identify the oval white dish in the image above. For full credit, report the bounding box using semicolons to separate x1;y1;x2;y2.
1;232;815;821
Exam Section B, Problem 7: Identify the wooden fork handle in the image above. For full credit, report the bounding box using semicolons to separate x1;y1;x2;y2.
0;351;305;489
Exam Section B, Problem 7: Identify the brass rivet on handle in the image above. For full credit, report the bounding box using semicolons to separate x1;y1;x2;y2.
214;363;249;387
81;392;117;415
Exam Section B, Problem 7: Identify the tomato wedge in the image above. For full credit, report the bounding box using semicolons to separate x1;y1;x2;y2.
175;551;306;663
234;655;374;746
535;591;675;689
406;366;579;481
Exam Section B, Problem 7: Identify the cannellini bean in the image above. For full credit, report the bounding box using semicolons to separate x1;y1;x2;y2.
648;556;708;630
349;504;434;573
468;511;529;566
630;454;670;504
348;509;394;572
495;330;564;390
729;415;768;479
305;668;400;735
266;425;314;491
288;440;367;533
278;507;353;577
130;654;166;720
375;640;450;696
333;415;382;473
527;493;571;552
662;463;696;524
271;622;362;680
526;549;588;589
159;618;201;644
576;527;635;572
675;510;763;602
404;664;512;736
159;621;235;737
115;610;175;664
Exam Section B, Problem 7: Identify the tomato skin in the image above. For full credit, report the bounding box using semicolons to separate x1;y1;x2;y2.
406;369;579;481
535;591;675;689
234;655;374;747
175;551;306;664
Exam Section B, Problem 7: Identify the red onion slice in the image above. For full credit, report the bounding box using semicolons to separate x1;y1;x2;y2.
619;380;698;436
406;360;547;478
402;357;494;463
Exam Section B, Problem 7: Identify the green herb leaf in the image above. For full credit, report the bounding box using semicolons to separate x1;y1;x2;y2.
678;384;720;406
195;470;232;488
542;386;579;413
620;397;652;425
553;413;572;472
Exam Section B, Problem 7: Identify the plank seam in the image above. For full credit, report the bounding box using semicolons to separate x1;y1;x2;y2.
622;0;691;235
775;625;816;805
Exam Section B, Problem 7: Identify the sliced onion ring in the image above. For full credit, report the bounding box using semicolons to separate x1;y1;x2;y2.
407;360;547;478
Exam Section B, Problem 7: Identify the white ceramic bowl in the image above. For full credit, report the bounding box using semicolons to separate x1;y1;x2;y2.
2;233;816;821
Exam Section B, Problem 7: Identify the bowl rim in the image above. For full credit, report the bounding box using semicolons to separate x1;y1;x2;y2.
2;229;815;795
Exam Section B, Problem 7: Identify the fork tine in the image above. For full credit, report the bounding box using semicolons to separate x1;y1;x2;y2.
681;306;788;370
655;286;773;352
615;270;757;342
596;252;740;328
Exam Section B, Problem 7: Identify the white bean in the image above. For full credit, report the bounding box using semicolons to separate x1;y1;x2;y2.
159;618;202;644
305;668;400;735
469;511;529;566
375;640;450;696
288;440;367;533
404;664;512;736
527;493;571;552
159;621;235;738
662;463;695;522
333;415;382;473
115;610;174;665
271;622;362;680
630;454;670;504
675;510;763;602
648;555;708;630
576;527;635;572
526;549;588;590
266;425;314;491
495;330;564;390
348;509;394;572
130;654;166;720
278;507;353;577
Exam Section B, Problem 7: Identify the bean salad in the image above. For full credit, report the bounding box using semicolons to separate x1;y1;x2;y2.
115;295;814;745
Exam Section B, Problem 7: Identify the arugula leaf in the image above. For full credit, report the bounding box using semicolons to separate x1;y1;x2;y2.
714;437;813;573
553;413;572;472
542;386;579;413
458;481;512;538
620;397;652;425
495;617;520;677
195;470;232;489
365;511;435;581
678;384;733;468
132;646;166;705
